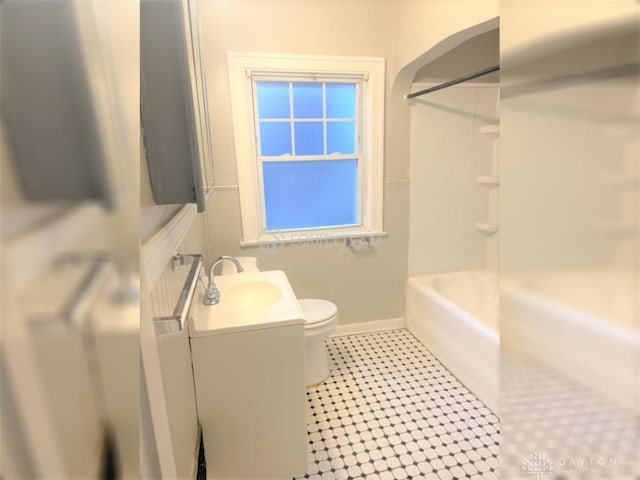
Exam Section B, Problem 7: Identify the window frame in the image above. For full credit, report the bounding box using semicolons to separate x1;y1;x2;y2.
227;52;385;246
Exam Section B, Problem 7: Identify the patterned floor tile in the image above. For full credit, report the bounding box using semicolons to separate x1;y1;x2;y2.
294;329;499;480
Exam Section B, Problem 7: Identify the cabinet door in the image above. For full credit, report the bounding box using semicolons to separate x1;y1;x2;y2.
190;325;308;478
141;0;213;212
180;0;215;210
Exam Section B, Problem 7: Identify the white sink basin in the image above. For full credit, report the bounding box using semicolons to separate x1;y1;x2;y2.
224;281;282;311
190;270;304;336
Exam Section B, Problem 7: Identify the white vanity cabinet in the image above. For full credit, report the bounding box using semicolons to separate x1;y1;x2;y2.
189;323;307;479
188;270;308;479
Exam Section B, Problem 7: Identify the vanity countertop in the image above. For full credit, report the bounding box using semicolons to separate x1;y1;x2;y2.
188;270;304;337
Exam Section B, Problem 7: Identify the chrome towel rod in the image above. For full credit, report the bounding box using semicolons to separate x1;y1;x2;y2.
153;254;203;334
28;253;112;331
174;255;202;330
407;65;500;99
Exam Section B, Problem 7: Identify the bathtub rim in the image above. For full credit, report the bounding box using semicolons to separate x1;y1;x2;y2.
407;273;499;343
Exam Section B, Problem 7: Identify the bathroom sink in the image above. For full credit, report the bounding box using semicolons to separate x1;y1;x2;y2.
224;281;282;311
190;270;304;336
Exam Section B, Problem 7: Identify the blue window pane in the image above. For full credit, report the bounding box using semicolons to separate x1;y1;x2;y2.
259;122;291;156
263;160;358;230
256;82;290;119
326;83;356;118
327;122;356;154
292;83;322;118
294;122;323;155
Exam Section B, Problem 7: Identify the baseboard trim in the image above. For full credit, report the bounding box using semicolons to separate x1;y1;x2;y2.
331;317;405;337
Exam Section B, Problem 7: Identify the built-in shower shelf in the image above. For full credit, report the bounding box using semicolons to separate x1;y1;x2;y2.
477;175;500;186
480;124;499;138
474;222;499;235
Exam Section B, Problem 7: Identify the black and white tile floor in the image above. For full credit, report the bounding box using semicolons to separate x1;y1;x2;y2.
500;347;640;479
294;329;500;480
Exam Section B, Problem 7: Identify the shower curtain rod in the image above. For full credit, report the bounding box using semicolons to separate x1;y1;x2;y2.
407;65;500;99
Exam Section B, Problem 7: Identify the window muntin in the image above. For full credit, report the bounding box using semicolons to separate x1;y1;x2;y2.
253;79;361;231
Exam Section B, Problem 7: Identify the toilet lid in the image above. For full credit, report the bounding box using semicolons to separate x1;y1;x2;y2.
299;299;337;325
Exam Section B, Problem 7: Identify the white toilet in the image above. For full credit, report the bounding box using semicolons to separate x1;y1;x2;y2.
298;298;339;386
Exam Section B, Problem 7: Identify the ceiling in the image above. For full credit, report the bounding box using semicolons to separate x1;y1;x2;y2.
413;28;499;84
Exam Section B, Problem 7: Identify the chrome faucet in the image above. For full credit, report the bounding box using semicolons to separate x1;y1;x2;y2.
203;256;244;305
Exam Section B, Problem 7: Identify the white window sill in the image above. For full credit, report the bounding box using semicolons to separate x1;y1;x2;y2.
239;229;387;248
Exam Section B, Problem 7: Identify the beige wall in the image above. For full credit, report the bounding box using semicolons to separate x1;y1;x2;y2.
391;1;499;81
200;1;498;324
501;1;638;57
201;0;396;184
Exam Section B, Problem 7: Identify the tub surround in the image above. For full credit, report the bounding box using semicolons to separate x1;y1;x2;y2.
408;84;499;276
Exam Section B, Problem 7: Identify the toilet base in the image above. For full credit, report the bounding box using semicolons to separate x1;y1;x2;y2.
299;299;339;386
305;339;330;386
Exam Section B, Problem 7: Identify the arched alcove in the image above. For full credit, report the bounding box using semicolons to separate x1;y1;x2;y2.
402;18;500;276
392;16;499;97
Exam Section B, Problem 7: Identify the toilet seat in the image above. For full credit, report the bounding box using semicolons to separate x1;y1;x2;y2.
298;299;338;326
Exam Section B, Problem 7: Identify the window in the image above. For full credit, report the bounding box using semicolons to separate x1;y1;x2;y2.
227;53;385;245
257;80;359;230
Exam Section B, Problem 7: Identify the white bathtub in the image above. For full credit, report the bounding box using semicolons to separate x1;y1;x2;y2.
502;269;639;414
406;270;499;413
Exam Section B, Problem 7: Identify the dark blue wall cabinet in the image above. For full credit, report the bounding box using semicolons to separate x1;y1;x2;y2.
1;2;117;208
141;0;213;212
